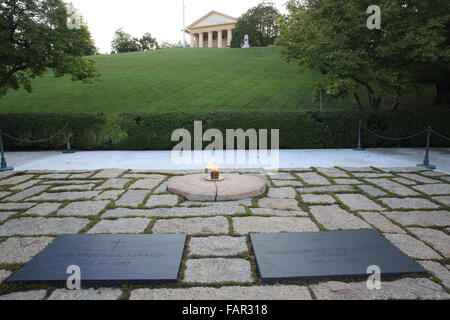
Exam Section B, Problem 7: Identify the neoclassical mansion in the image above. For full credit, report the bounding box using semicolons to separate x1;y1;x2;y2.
187;11;237;48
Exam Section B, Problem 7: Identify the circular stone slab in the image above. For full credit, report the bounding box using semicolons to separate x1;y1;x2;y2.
167;174;266;202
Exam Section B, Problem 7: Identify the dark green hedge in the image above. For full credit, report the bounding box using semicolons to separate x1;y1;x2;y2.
0;113;107;150
0;111;449;150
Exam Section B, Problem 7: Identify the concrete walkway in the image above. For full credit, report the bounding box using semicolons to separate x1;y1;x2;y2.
4;148;450;174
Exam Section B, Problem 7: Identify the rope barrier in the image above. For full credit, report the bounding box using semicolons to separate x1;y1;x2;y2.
360;123;428;141
2;124;70;144
431;129;450;142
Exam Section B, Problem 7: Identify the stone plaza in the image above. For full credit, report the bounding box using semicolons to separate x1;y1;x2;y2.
0;166;449;300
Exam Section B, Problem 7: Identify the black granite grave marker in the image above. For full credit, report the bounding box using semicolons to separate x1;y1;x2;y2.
250;230;426;282
6;234;187;286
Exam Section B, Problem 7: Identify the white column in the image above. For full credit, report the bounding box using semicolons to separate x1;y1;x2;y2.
217;30;222;48
199;32;204;48
208;31;213;48
190;34;195;48
227;30;233;47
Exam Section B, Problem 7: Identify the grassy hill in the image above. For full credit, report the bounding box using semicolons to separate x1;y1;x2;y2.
0;47;354;114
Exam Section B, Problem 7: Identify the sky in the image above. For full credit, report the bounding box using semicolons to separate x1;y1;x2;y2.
69;0;289;53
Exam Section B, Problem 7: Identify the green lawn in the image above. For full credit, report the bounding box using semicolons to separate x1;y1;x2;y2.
0;47;355;114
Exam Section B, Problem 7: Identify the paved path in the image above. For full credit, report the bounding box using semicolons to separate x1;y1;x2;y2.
0;167;449;300
5;148;450;173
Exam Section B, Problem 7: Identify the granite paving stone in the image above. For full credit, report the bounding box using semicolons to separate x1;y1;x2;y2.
51;184;96;191
0;290;47;300
233;217;319;235
250;208;308;216
40;173;70;179
359;212;406;234
87;218;150;234
365;179;419;196
272;180;303;187
58;200;110;216
0;237;54;264
103;205;245;218
188;236;248;256
0;175;34;186
380;197;440;210
297;185;355;193
258;198;300;210
0;217;89;236
11;180;39;190
412;184;450;195
152;217;229;235
384;234;442;259
300;194;335;204
310;278;449;300
0;212;15;222
432;196;450;207
95;190;124;200
391;178;417;186
333;179;362;185
96;178;130;190
0;191;11;199
92;169;126;179
399;174;441;184
315;167;350;178
266;172;296;180
25;203;61;216
129;179;162;190
0;203;35;210
146;195;179;208
183;258;252;283
352;173;393;178
267;187;297;199
382;211;450;227
0;270;12;283
407;228;450;258
48;288;123;300
115;190;148;207
130;285;312;300
296;172;331;185
419;261;450;289
123;173;167;179
28;191;100;201
309;205;372;230
4;186;48;202
335;194;385;211
357;185;387;197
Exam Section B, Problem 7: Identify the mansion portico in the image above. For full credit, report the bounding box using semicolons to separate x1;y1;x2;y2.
187;11;237;48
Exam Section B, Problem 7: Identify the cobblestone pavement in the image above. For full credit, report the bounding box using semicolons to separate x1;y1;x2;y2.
0;167;449;300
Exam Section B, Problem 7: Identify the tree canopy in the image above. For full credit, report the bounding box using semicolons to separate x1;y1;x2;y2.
277;0;450;109
111;29;158;53
231;1;281;48
0;0;98;96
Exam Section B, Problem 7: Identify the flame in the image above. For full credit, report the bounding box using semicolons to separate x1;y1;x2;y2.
207;160;220;174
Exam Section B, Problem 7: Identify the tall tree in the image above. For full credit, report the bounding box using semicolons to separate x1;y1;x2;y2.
111;28;140;53
277;0;450;109
0;0;98;96
138;32;158;51
231;1;281;48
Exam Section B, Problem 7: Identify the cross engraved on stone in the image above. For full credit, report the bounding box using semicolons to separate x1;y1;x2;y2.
111;239;126;249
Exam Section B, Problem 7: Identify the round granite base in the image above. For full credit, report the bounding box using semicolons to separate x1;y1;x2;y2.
167;174;267;202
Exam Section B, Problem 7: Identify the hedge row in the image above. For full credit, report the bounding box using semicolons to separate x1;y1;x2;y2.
0;111;449;151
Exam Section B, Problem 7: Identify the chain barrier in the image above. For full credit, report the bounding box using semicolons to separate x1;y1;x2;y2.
355;121;450;170
0;124;74;171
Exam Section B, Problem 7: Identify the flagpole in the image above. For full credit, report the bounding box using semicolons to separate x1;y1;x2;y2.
182;0;186;48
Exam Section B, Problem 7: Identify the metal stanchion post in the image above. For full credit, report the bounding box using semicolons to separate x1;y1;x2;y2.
62;139;76;154
353;120;366;151
0;130;14;171
417;126;436;170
